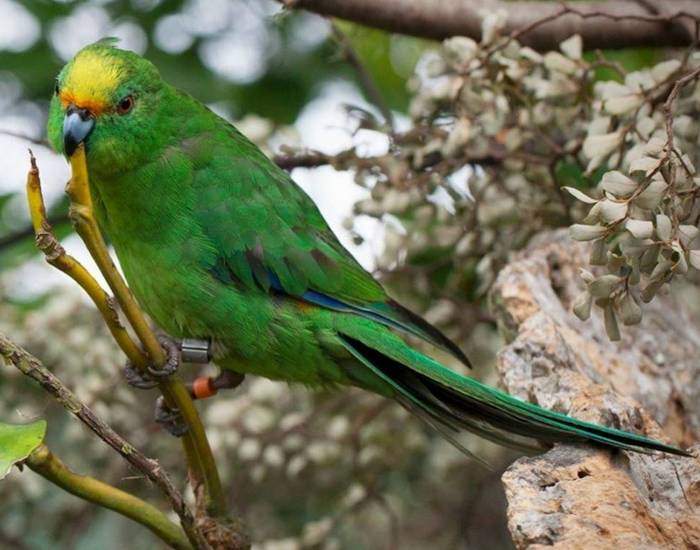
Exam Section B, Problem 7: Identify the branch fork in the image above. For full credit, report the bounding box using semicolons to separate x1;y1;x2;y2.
22;147;249;549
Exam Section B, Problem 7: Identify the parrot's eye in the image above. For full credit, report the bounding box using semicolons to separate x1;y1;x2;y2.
116;95;134;115
54;83;59;96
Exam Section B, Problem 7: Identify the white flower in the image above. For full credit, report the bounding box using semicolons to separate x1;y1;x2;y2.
480;9;508;44
600;171;637;197
604;94;642;115
583;131;622;159
544;51;578;75
651;59;681;83
655;214;672;241
598;199;628;223
625;219;654;239
560;34;582;60
570;224;607;241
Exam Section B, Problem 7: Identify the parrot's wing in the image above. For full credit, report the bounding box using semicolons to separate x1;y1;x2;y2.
193;128;470;367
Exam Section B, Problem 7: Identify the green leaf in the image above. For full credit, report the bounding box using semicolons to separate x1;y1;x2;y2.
0;420;46;480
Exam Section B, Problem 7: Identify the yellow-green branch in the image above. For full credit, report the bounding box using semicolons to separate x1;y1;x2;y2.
0;333;204;549
26;445;192;550
65;146;225;517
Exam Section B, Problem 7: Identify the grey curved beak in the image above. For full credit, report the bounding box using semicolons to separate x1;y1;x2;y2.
63;107;95;157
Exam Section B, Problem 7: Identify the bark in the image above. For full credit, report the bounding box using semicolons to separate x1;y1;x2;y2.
490;230;700;549
280;0;698;51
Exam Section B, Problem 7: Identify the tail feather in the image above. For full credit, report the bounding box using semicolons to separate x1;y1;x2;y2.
339;335;689;458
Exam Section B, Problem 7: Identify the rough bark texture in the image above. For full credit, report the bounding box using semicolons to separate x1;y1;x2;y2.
490;230;700;549
280;0;698;51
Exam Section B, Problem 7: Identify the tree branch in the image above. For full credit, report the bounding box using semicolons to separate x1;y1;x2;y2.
280;0;699;51
0;334;204;549
25;152;250;548
26;445;192;550
65;147;229;522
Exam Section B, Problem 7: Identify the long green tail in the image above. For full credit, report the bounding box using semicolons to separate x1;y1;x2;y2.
339;334;689;457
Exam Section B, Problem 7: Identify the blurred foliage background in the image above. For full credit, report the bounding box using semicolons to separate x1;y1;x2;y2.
0;1;689;549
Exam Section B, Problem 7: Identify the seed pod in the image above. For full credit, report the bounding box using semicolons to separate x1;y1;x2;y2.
560;34;582;60
618;292;642;326
604;94;642;115
628;255;641;285
630;156;662;176
639;244;660;273
583;131;623;160
588;274;621;298
649;256;674;282
671;241;688;274
590;238;607;265
640;279;664;303
603;304;621;341
573;291;593;321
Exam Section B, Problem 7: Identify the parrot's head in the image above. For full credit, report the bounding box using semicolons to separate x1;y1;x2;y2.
47;39;167;177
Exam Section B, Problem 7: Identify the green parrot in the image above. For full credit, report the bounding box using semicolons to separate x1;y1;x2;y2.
46;41;686;458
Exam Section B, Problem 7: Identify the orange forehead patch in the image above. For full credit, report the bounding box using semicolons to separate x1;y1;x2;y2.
59;90;107;116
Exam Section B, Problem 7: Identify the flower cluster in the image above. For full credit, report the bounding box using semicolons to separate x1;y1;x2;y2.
335;16;700;341
566;58;700;339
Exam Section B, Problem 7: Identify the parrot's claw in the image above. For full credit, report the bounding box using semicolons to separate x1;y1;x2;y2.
123;336;180;390
154;396;188;437
146;336;180;379
123;362;160;389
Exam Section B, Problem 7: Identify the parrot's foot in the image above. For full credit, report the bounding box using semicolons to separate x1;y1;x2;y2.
123;336;180;390
190;371;245;400
154;396;188;437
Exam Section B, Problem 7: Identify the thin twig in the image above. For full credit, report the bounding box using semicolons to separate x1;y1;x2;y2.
0;129;51;148
26;153;145;365
0;212;70;251
0;334;205;549
330;22;394;129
